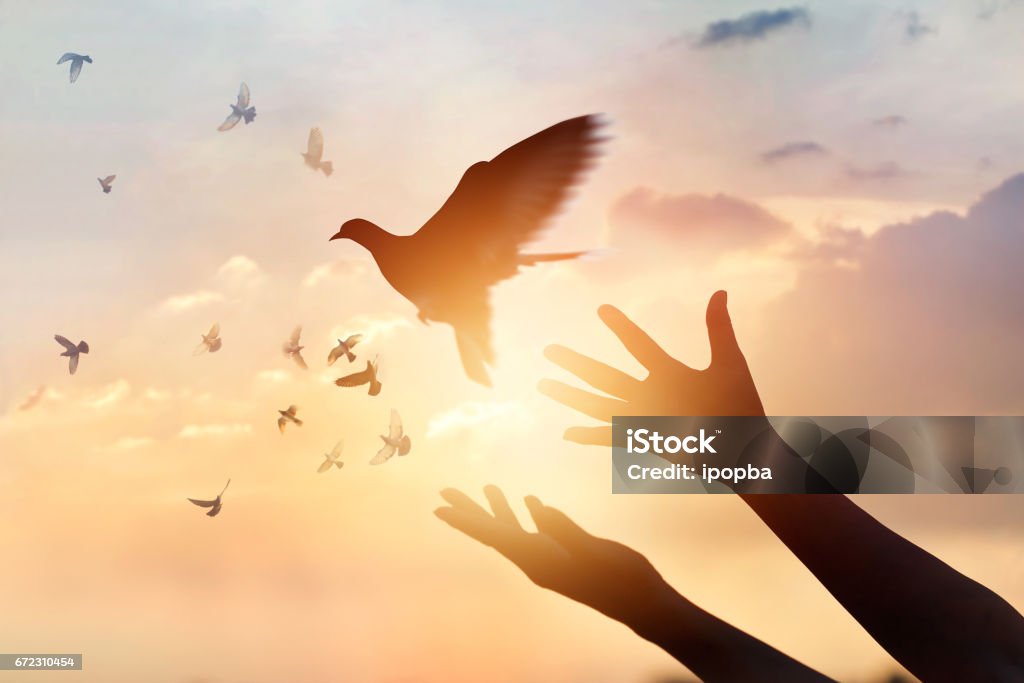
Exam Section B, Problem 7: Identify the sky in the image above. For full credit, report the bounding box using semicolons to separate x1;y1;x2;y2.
1;1;1023;681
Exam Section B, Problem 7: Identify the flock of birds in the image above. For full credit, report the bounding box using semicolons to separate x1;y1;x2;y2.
50;50;609;517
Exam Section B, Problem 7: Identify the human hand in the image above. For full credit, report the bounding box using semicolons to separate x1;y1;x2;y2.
539;291;764;446
434;485;677;631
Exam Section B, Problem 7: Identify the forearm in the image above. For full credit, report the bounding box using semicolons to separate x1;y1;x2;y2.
629;587;836;683
740;443;1024;678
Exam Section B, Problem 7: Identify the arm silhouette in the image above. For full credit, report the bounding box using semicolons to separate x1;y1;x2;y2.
435;485;834;683
539;290;1024;681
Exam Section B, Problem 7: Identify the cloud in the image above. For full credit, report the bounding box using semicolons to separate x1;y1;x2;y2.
844;162;911;182
330;314;412;345
302;260;368;288
872;115;908;128
426;400;530;439
903;11;935;40
104;436;155;452
694;6;810;48
16;386;47;412
178;423;253;439
759;141;828;164
763;173;1024;413
607;187;791;258
160;290;225;313
255;369;291;383
84;380;131;409
216;255;265;288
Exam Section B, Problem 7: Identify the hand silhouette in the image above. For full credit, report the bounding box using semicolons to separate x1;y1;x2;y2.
539;291;763;446
435;486;836;683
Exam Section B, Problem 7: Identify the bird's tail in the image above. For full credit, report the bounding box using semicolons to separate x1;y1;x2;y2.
345;349;356;362
334;461;344;469
369;379;382;397
518;251;588;266
320;160;333;177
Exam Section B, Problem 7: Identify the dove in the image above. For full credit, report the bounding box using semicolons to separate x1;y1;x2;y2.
317;440;345;473
188;479;231;517
282;326;308;369
193;323;222;355
57;53;92;83
217;82;256;131
17;386;46;412
370;409;411;465
329;115;605;387
335;358;381;396
54;335;89;375
97;175;116;194
278;405;302;433
302;127;333;176
327;334;363;365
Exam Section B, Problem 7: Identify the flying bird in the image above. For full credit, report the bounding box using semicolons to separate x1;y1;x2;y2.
302;127;333;176
282;326;308;369
193;323;222;355
188;479;231;517
335;358;381;396
54;335;89;375
217;82;256;131
57;52;92;83
278;405;302;433
97;175;116;194
317;440;345;473
370;409;411;465
17;386;47;412
329;115;605;386
327;334;363;365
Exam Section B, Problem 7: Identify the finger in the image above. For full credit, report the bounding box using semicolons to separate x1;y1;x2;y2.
484;485;522;530
544;344;640;399
563;426;613;446
525;497;594;550
597;304;674;371
435;506;507;549
538;379;626;422
440;488;490;517
706;290;744;368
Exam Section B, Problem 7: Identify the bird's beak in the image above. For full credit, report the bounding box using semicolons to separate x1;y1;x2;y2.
329;231;344;241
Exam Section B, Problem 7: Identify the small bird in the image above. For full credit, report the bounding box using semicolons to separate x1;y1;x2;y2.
370;409;411;465
317;440;345;473
335;357;381;396
302;127;333;176
193;323;222;355
17;386;46;412
278;405;302;433
188;479;231;517
327;334;363;365
54;335;89;375
329;115;605;386
217;82;256;131
282;326;308;369
97;175;116;194
57;53;92;83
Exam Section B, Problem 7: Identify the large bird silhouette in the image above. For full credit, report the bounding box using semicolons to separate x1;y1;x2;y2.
188;479;231;517
329;115;606;386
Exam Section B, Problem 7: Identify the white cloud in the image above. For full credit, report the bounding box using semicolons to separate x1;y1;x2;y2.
84;380;131;409
178;423;253;439
302;260;367;288
426;400;529;439
160;290;225;313
330;314;412;346
256;369;291;384
104;436;156;452
216;255;265;288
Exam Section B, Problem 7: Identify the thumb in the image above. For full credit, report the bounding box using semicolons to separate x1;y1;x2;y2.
706;290;743;367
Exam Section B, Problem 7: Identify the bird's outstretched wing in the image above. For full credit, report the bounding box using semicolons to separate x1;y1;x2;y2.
289;326;302;345
57;53;78;64
54;335;76;352
370;441;396;465
218;111;241;131
329;440;344;458
335;362;372;387
101;175;116;185
236;82;250;109
285;405;298;416
188;497;217;508
193;340;210;356
344;334;363;348
317;458;334;474
292;350;308;370
388;409;403;440
68;354;79;375
208;323;220;338
306;128;324;161
327;344;344;366
414;115;605;269
69;59;83;83
277;416;288;433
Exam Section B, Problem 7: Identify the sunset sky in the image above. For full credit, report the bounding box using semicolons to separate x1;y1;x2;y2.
1;1;1023;681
